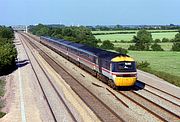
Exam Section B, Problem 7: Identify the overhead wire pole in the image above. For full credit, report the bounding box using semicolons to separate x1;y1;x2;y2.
25;26;28;33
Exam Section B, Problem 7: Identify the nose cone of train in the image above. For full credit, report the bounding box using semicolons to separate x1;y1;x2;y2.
114;77;137;86
111;56;134;62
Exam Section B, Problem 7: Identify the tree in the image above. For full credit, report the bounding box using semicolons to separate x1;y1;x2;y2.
29;24;100;47
172;43;180;51
154;39;161;43
162;38;169;42
115;47;128;54
0;26;14;39
174;32;180;42
151;43;164;51
29;24;50;36
0;26;17;75
130;30;153;51
172;32;180;51
0;38;17;74
100;40;114;50
36;26;49;36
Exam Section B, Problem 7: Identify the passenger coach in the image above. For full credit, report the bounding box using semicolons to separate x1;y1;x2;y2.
40;36;137;89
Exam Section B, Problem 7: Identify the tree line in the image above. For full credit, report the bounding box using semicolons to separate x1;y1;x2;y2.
29;24;180;54
128;29;180;51
0;26;17;75
87;24;180;31
29;24;129;54
29;24;101;47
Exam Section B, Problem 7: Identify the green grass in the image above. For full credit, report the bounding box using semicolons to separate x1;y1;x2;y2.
128;51;180;77
0;80;5;97
96;34;135;41
113;43;173;51
97;30;180;86
0;80;6;118
152;32;178;40
108;49;180;86
0;112;6;118
95;32;178;41
92;29;178;34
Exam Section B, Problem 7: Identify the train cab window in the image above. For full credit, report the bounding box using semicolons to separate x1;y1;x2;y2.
112;62;136;72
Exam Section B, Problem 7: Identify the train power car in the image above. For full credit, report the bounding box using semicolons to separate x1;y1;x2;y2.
40;36;137;89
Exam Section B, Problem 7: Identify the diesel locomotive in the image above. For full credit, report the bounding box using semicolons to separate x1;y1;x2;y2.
40;36;137;89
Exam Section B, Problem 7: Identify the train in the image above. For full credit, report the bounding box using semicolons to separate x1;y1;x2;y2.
40;36;137;89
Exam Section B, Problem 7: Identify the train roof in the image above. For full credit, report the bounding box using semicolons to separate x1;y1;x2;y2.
68;42;84;48
41;36;129;60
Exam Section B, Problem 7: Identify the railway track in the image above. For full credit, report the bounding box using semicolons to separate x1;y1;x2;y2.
20;33;124;122
19;34;77;122
118;90;179;122
142;83;179;104
135;81;180;115
21;33;180;122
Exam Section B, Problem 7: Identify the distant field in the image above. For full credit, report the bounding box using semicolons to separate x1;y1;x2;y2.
95;32;178;41
128;51;180;77
96;34;135;41
113;43;173;51
92;30;178;34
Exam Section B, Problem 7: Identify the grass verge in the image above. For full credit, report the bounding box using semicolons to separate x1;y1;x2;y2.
0;112;6;118
139;67;180;87
0;79;6;118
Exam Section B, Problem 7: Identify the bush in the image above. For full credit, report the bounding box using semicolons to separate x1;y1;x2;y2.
0;42;17;74
128;45;137;50
171;32;180;51
115;47;128;54
29;24;99;47
136;61;150;69
0;112;6;118
0;26;14;39
0;80;5;96
100;40;114;50
54;34;63;39
0;80;6;118
0;27;17;75
162;38;169;42
154;39;161;43
172;42;180;51
120;40;125;43
151;43;164;51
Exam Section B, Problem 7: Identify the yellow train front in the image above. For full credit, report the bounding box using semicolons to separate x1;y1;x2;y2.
111;56;137;87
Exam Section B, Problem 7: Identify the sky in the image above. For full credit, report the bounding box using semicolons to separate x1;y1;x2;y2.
0;0;180;26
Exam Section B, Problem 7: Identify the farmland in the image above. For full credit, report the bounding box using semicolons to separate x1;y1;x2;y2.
128;51;180;77
95;29;180;85
94;32;178;41
92;29;178;34
113;43;173;51
93;29;179;42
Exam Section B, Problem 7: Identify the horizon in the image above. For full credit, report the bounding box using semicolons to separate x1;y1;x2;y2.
10;23;180;27
1;0;180;26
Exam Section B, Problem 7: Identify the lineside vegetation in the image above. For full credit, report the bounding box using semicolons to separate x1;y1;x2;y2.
0;26;17;75
0;79;6;118
0;26;17;118
29;24;100;47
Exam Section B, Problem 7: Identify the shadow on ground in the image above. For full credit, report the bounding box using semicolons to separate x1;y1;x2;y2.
0;59;29;76
117;80;145;91
16;59;29;68
13;41;22;46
